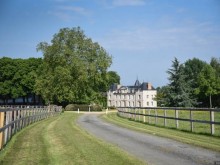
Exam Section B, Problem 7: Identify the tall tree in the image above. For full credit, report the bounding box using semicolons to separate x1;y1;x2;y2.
210;57;220;77
167;57;195;107
36;27;112;105
183;58;208;106
107;71;120;87
155;86;170;107
195;64;220;108
210;57;220;107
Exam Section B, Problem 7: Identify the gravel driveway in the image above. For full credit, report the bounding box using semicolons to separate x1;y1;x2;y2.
77;114;220;165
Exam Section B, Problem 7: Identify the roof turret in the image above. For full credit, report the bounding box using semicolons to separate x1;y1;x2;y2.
134;79;141;86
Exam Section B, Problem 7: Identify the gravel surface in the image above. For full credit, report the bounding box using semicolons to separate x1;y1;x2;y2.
77;114;220;165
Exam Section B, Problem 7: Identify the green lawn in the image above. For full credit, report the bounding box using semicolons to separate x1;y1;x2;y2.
0;112;145;165
102;112;220;152
120;109;220;136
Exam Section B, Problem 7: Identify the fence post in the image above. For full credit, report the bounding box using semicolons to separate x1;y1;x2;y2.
155;109;157;125
190;110;193;132
164;109;167;127
134;108;136;121
129;108;131;119
4;111;9;145
0;112;5;149
175;109;179;129
133;108;135;120
148;109;150;124
138;109;140;121
210;110;215;135
143;109;145;123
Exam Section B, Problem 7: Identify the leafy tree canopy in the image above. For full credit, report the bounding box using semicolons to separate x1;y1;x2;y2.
0;57;42;104
195;64;220;108
107;71;120;86
36;27;112;106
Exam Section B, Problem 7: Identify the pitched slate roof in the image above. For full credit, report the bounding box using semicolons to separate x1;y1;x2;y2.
109;79;156;92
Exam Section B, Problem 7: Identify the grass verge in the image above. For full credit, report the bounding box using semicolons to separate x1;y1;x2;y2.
0;112;145;165
102;112;220;152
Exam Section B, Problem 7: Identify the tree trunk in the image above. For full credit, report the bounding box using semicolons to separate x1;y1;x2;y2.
23;96;26;104
33;94;36;105
26;96;29;104
209;94;212;108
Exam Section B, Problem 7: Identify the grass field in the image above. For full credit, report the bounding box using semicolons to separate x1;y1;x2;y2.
0;112;145;165
118;109;220;136
102;112;220;152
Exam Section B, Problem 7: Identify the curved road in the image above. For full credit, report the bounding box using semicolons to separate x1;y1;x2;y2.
77;114;220;165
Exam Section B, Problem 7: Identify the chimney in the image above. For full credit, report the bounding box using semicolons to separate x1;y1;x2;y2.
147;83;152;90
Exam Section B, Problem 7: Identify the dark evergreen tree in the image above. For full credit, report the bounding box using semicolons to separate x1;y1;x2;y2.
167;57;196;107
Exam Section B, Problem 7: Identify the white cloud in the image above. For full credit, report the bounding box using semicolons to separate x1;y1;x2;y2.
48;11;72;21
176;8;186;13
59;6;90;16
48;5;91;22
98;22;220;53
112;0;146;6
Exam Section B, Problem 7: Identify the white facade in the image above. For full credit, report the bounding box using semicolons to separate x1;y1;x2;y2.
107;80;157;108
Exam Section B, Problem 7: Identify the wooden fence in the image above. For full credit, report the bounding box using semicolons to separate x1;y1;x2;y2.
0;105;62;150
117;107;220;136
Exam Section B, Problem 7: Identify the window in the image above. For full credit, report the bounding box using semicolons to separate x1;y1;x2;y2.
139;95;141;99
147;95;149;98
151;102;154;106
147;102;149;106
138;101;141;107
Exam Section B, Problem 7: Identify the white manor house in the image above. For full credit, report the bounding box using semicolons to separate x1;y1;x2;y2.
107;79;157;108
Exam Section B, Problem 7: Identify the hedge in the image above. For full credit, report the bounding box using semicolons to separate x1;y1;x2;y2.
65;104;102;111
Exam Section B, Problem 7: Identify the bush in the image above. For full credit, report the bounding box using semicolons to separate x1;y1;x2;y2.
65;104;102;111
108;106;116;110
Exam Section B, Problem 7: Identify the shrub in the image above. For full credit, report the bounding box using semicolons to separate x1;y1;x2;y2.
108;106;116;110
65;104;102;111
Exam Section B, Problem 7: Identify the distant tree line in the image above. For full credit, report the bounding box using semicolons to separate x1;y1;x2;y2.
0;57;42;104
156;57;220;108
0;27;120;107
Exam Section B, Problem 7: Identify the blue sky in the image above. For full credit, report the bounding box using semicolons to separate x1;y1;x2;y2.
0;0;219;87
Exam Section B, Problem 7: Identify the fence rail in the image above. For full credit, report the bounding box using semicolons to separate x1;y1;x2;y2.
117;107;220;136
0;105;62;150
